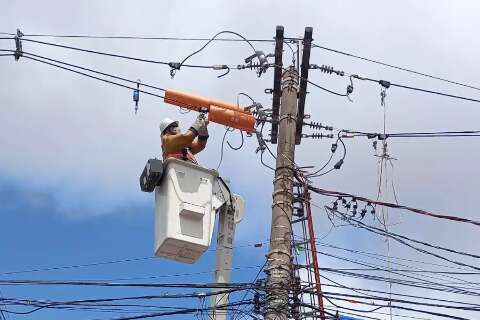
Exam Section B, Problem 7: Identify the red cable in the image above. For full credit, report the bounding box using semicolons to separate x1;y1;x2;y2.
309;186;480;227
305;191;326;320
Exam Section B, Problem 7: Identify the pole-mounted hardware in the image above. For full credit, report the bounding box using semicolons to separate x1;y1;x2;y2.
295;27;313;145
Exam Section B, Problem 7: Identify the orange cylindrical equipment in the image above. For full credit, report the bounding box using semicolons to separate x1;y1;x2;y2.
208;105;255;133
164;89;249;114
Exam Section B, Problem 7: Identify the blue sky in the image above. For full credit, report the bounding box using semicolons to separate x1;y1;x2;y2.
0;176;271;319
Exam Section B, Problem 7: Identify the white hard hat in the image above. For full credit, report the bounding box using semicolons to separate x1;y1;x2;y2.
159;117;179;134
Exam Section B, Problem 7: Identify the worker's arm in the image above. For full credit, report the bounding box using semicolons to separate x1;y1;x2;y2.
162;116;205;154
162;130;196;154
190;137;207;154
190;119;209;154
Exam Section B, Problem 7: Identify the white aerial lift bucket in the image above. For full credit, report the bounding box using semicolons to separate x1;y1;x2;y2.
140;158;244;264
154;159;218;263
140;157;245;319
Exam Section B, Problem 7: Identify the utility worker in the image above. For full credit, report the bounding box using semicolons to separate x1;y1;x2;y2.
159;115;209;164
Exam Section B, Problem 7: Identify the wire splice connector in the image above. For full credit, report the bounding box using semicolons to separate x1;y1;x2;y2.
133;79;140;114
14;28;24;61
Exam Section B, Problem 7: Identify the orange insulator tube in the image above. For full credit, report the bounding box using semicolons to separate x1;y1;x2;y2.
164;89;249;114
208;105;255;133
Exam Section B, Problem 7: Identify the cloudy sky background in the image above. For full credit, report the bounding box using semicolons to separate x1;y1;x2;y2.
1;1;480;319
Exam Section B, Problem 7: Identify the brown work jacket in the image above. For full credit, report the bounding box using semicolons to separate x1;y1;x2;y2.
161;130;207;163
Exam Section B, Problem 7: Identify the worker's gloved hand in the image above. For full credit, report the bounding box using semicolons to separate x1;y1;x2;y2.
198;122;209;140
189;115;204;136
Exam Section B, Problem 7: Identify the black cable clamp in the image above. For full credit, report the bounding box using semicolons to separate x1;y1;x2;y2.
379;79;391;89
168;62;181;78
212;64;230;78
14;28;24;61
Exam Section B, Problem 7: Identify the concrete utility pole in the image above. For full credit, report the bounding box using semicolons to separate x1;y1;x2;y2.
265;65;299;320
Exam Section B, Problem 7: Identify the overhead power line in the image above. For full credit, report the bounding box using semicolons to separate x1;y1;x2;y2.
321;290;480;312
312;249;480;289
0;31;279;42
313;43;480;92
320;283;480;308
308;185;480;227
324;207;480;272
0;279;257;289
22;51;167;92
345;129;480;139
310;247;480;296
23;55;166;99
352;74;480;103
20;38;236;70
0;240;267;276
317;242;475;271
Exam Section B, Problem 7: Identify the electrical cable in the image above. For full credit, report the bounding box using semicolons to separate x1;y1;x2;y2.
346;129;480;139
322;306;434;320
325;206;480;272
308;152;334;176
315;242;480;286
308;131;347;178
0;289;250;314
18;52;239;113
22;51;166;91
176;30;257;72
312;43;480;92
0;256;155;276
216;127;235;171
317;242;475;271
106;301;253;320
321;295;471;320
260;151;275;171
0;32;278;42
22;55;166;99
352;74;480;103
228;129;244;150
20;38;236;70
317;268;480;296
328;205;480;260
319;283;480;308
308;185;480;227
0;241;268;276
23;33;275;42
0;279;257;290
229;261;267;320
310;167;335;178
310;249;480;296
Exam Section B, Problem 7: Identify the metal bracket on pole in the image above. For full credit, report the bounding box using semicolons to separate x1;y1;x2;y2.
295;27;313;145
14;28;24;61
270;25;284;144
